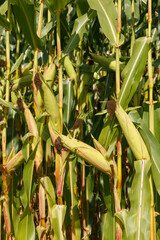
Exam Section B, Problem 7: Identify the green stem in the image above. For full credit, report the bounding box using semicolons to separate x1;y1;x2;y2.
117;134;122;201
147;0;155;239
116;1;122;239
130;0;135;56
69;158;75;240
48;10;52;65
15;23;20;79
56;9;63;133
0;201;1;240
2;3;11;238
33;1;43;114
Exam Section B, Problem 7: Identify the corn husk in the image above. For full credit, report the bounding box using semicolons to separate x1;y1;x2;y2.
4;151;24;173
49;123;111;175
38;73;61;132
115;103;150;160
63;56;77;82
43;62;56;87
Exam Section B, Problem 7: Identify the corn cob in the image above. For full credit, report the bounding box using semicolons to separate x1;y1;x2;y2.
43;62;56;88
17;98;38;138
4;150;24;173
90;52;125;72
49;123;111;175
63;56;77;82
12;74;32;90
113;102;150;160
34;72;61;132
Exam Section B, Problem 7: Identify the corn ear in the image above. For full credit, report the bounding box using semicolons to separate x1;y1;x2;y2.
36;73;61;132
63;56;77;82
91;134;108;158
21;61;32;76
11;91;17;104
12;74;32;90
43;62;56;88
23;103;38;138
90;52;125;72
49;123;111;175
4;150;24;173
115;102;150;160
62;135;111;175
17;98;38;138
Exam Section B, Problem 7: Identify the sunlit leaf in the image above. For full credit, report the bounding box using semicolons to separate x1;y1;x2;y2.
116;160;151;239
87;0;124;45
16;207;35;240
51;205;66;240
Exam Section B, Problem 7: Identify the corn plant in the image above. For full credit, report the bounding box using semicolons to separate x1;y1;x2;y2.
0;0;159;239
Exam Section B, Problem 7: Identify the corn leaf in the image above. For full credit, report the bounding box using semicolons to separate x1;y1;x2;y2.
64;9;96;54
99;37;150;152
87;0;124;45
10;52;25;74
116;160;151;240
100;174;116;240
0;1;8;15
40;176;56;209
51;205;66;240
23;143;38;205
143;102;160;144
0;14;11;30
9;0;43;50
63;78;75;125
119;37;150;108
139;122;160;195
12;74;32;90
16;207;35;240
44;0;70;12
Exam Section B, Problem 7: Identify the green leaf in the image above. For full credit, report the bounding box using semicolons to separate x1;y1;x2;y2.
16;207;35;240
40;176;56;209
12;74;32;90
143;102;160;144
21;133;34;161
90;52;125;72
139;122;160;195
100;174;115;240
36;225;45;240
63;78;74;125
119;37;150;108
64;9;96;54
23;143;38;205
101;212;115;240
44;0;70;12
41;21;53;39
0;97;18;111
68;158;81;239
87;0;124;45
124;0;140;24
10;0;43;50
76;0;89;17
116;160;151;239
51;205;66;240
10;52;24;74
0;14;11;30
99;37;150;151
0;1;8;15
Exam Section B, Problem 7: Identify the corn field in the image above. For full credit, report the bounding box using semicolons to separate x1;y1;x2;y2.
0;0;159;239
